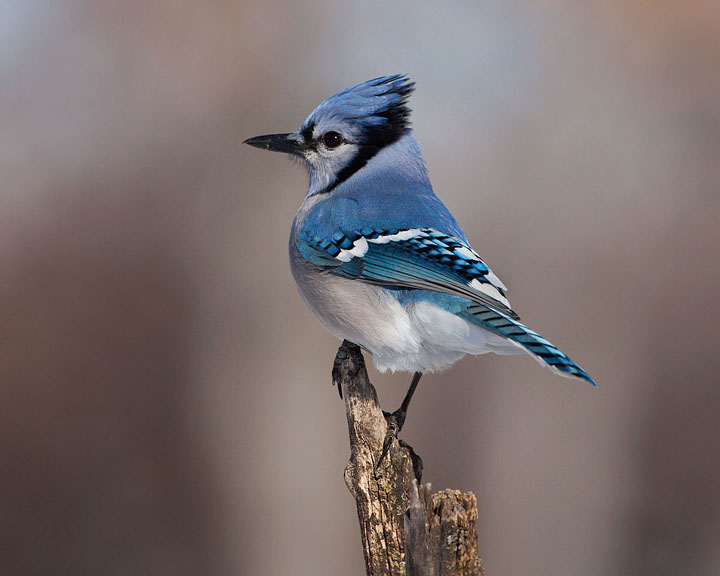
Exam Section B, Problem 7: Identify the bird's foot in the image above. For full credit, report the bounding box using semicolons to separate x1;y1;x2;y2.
377;370;423;470
377;408;423;482
379;406;407;465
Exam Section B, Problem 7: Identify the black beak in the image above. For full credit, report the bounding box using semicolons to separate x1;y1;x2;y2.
243;132;304;155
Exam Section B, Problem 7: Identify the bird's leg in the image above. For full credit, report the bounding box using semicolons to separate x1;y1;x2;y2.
379;371;422;465
332;340;361;399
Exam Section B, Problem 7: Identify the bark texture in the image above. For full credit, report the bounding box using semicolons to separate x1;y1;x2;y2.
405;482;484;576
333;340;484;576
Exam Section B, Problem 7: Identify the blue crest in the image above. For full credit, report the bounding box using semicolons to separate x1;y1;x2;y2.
301;75;415;147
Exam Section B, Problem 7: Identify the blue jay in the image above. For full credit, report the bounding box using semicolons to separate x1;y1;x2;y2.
245;75;594;451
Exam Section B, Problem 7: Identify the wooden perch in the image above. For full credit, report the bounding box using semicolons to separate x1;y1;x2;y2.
333;340;484;576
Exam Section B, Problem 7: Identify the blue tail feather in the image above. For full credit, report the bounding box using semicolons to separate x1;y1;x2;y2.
461;304;596;386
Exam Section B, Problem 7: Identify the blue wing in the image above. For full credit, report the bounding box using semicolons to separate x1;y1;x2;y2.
298;226;596;385
298;227;519;319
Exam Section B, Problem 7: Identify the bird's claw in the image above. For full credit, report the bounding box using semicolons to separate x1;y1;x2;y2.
378;408;404;466
377;409;423;482
331;348;348;399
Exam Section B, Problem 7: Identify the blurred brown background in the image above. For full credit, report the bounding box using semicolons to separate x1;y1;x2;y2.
2;1;719;575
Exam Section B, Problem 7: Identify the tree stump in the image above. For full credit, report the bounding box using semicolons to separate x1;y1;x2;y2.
333;340;484;576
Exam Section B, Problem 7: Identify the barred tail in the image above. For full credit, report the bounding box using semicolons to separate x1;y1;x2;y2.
462;304;596;386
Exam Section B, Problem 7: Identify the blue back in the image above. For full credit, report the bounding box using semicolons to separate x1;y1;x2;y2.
299;134;467;243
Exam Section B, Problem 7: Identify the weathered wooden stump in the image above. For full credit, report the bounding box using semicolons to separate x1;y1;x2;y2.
333;340;484;576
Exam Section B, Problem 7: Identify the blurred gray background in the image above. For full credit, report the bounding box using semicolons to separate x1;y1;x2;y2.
2;1;719;575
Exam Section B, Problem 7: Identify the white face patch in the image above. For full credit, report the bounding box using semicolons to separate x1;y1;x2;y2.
305;140;360;196
336;236;369;262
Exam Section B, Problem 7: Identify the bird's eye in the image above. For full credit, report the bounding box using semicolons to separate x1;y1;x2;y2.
322;131;343;149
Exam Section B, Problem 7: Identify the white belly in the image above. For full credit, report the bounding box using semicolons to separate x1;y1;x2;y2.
291;263;521;373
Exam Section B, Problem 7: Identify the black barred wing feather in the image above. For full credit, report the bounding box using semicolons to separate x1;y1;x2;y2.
460;304;595;384
298;227;519;319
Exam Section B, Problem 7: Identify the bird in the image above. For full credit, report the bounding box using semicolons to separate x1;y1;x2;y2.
245;75;595;455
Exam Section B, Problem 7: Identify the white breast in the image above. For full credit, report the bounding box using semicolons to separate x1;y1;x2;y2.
290;259;521;373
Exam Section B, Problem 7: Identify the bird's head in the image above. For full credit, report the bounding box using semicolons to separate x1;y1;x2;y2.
244;75;415;195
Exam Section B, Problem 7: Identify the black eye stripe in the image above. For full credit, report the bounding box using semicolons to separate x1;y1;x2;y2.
300;122;315;143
